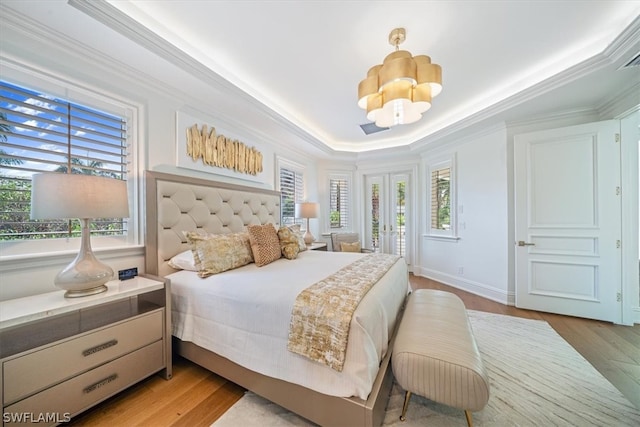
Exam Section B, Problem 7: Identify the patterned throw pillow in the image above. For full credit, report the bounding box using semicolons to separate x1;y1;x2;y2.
288;224;307;252
185;231;254;278
340;241;361;253
277;226;300;260
247;223;282;266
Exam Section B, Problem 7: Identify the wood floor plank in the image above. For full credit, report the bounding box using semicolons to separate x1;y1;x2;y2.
171;381;245;427
132;374;227;426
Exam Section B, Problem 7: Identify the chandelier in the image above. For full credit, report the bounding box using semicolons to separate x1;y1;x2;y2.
358;28;442;127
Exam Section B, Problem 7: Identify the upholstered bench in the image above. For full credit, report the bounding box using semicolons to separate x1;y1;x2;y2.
391;289;490;427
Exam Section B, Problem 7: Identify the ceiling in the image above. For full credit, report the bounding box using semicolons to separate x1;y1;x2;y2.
3;1;640;155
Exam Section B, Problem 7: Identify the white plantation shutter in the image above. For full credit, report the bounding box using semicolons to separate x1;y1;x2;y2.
0;80;129;241
329;174;350;229
279;166;304;226
430;166;451;230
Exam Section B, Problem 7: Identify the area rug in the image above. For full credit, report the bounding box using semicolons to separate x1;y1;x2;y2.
212;310;640;426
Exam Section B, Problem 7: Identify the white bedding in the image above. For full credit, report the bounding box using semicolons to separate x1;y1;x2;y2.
169;250;409;399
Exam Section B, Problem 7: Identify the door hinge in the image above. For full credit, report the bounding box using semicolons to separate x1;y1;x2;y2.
616;240;621;248
616;186;621;196
615;133;620;143
617;292;621;302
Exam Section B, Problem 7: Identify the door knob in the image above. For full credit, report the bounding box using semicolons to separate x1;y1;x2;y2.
517;241;535;246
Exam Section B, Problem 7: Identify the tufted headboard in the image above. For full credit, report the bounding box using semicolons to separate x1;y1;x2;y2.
144;171;281;277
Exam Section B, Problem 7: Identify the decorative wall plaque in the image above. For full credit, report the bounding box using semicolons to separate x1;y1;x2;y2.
186;123;263;176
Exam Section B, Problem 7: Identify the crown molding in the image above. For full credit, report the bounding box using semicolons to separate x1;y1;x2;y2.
607;14;640;64
597;81;640;119
10;1;636;157
0;4;179;103
406;17;640;155
68;0;333;157
1;2;332;160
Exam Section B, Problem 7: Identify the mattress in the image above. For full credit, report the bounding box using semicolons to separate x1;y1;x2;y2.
168;250;408;399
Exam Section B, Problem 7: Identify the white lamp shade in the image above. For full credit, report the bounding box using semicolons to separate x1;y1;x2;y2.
31;173;129;220
295;202;319;219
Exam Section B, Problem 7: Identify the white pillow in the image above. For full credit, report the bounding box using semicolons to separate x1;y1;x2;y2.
168;250;197;271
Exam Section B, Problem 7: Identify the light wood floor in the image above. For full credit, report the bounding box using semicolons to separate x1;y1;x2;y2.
69;275;640;426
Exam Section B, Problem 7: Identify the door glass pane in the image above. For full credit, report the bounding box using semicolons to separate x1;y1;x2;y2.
395;178;406;257
370;182;380;252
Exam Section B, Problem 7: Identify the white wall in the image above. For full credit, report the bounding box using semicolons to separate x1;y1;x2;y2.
416;127;511;303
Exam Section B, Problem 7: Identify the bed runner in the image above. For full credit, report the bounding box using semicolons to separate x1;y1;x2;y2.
287;253;400;371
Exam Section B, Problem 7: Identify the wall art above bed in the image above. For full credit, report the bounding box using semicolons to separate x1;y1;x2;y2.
176;111;265;183
186;123;263;175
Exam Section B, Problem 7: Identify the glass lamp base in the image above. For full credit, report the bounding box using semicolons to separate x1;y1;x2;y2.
303;230;315;245
63;285;108;298
54;218;114;298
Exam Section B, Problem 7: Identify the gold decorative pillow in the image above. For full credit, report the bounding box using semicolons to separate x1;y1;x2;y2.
287;224;307;252
340;241;361;253
277;226;300;260
247;223;282;266
185;231;254;278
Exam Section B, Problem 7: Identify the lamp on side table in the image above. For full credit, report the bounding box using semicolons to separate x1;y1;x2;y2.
30;173;129;298
295;202;319;246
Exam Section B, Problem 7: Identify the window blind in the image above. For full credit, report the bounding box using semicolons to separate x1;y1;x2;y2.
329;177;349;229
431;167;451;230
279;166;303;226
0;80;128;241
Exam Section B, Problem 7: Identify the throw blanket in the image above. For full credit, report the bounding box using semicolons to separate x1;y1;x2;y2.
287;253;400;371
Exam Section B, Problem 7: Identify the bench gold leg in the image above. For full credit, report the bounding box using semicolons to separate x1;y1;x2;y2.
464;410;473;427
399;391;411;421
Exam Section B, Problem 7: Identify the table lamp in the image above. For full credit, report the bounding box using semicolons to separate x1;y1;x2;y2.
30;173;130;298
295;202;319;245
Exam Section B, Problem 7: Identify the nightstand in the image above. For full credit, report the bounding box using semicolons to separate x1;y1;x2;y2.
308;242;327;251
0;275;171;425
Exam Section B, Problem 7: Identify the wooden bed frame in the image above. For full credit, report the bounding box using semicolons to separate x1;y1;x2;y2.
144;171;404;427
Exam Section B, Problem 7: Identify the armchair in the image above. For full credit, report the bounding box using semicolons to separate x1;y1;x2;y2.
330;232;374;253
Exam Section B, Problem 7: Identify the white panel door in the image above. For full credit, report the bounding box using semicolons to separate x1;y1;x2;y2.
514;120;622;323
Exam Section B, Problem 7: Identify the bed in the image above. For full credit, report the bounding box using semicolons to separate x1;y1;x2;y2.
144;171;409;426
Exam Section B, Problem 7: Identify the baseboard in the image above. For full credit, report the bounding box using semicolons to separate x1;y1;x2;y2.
414;267;640;325
413;267;512;305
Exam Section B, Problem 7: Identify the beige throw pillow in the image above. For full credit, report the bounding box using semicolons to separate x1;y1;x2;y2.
277;226;300;260
248;223;282;266
287;224;307;251
185;231;254;278
340;241;361;253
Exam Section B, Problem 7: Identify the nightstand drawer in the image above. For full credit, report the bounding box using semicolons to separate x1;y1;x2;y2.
4;340;164;426
3;310;163;405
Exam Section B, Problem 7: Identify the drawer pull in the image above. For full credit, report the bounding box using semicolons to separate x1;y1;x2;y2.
83;339;118;356
84;373;118;394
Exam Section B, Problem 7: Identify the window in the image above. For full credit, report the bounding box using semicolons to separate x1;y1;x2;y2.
277;158;304;226
0;80;129;243
328;174;350;229
431;166;450;230
427;155;456;238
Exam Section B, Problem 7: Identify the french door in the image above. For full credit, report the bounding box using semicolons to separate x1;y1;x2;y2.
364;173;409;259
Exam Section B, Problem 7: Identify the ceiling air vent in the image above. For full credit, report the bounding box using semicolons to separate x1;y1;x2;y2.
622;51;640;68
359;122;389;135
